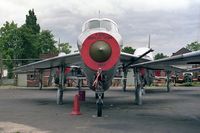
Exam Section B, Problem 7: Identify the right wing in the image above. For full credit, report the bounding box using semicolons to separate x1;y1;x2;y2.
120;52;150;64
14;52;81;73
186;67;200;72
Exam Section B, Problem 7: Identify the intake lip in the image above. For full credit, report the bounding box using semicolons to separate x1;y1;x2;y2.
89;41;112;62
81;32;120;71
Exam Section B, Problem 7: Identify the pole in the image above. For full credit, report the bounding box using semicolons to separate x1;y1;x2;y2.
0;53;3;85
148;34;151;48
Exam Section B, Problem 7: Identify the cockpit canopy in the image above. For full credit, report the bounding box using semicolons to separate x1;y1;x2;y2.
82;18;119;33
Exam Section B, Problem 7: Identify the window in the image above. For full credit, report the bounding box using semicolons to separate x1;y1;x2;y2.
82;19;118;32
88;20;100;29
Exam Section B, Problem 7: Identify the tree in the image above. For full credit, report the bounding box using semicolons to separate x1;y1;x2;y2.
24;9;40;34
121;46;135;54
0;21;23;78
0;9;68;78
37;30;57;54
18;9;42;62
154;53;168;60
186;41;200;51
58;43;71;54
19;9;58;62
19;25;38;61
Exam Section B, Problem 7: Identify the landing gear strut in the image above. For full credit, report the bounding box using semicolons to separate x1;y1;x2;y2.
122;64;128;92
93;68;104;117
122;69;128;92
57;65;65;105
134;68;143;105
166;71;171;92
95;93;104;99
38;70;43;90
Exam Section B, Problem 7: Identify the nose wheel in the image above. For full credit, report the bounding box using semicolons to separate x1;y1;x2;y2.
96;93;103;117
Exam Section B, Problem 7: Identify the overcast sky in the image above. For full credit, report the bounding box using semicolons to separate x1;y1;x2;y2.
0;0;200;55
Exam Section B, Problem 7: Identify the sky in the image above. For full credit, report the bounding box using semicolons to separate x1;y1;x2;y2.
0;0;200;56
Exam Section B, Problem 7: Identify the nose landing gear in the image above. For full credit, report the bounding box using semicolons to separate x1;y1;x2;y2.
93;68;105;117
96;93;103;117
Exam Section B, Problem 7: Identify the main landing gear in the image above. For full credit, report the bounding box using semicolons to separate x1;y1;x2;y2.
134;68;143;105
122;69;128;92
57;65;65;105
166;71;171;92
38;70;43;90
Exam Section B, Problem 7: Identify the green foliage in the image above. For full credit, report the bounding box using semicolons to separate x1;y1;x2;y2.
58;43;71;54
19;25;38;60
154;53;168;60
37;30;58;55
25;9;40;34
121;46;135;54
0;9;66;78
0;21;22;78
186;41;200;51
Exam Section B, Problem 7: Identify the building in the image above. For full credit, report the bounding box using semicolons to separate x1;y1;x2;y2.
17;53;58;87
172;47;191;56
171;47;200;82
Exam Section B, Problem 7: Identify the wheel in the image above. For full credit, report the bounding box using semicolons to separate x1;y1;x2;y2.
97;102;102;117
123;79;126;92
135;88;142;105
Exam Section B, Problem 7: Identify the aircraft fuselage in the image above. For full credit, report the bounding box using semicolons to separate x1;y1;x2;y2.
77;18;123;92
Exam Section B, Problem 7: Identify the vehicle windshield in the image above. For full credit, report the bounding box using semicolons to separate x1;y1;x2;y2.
82;19;118;32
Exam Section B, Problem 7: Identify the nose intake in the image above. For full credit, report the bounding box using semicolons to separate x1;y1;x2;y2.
89;41;112;62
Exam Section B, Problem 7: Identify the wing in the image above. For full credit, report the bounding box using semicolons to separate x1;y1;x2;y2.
132;50;200;70
120;52;150;64
186;67;200;72
15;52;81;73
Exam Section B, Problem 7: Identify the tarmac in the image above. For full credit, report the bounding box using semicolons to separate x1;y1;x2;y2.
0;86;200;133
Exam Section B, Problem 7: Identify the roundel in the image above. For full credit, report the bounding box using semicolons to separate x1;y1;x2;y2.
81;32;120;71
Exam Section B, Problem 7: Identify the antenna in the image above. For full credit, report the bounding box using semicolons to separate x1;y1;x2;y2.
58;38;61;51
59;38;60;44
98;10;101;18
148;34;151;48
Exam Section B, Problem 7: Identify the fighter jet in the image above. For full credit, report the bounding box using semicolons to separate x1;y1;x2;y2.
15;18;200;117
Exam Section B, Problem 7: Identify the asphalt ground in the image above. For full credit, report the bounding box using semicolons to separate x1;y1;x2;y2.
0;86;200;133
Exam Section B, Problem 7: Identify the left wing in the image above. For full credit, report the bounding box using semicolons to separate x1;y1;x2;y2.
131;50;200;70
15;52;81;73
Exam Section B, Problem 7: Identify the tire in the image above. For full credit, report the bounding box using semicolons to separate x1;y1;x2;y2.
97;103;102;117
39;80;42;90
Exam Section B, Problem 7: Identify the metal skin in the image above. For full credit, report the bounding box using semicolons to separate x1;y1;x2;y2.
77;18;122;117
77;18;122;93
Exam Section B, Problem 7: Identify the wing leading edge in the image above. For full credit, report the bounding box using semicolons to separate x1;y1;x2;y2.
131;50;200;70
120;52;150;64
14;52;81;73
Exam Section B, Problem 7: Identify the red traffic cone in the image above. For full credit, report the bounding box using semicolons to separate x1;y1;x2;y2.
70;94;81;115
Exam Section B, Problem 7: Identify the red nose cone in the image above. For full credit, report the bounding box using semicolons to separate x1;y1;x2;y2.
81;32;120;71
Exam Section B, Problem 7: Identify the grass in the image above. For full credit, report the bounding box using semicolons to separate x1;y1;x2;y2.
172;82;200;87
